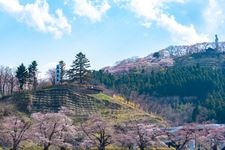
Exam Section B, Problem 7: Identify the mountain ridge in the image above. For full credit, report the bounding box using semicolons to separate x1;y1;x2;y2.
104;41;225;73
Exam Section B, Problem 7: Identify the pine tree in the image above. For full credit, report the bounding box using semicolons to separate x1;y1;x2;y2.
28;61;38;90
16;63;28;90
68;52;90;84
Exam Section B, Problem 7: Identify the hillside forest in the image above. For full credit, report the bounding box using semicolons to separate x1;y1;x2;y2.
93;50;225;124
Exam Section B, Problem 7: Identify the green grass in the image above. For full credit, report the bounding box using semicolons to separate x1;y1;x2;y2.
89;93;165;124
90;93;113;101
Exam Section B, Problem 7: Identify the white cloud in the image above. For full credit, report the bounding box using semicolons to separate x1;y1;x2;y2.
72;0;110;22
116;0;209;44
0;0;23;13
203;0;225;34
158;14;208;44
0;0;71;38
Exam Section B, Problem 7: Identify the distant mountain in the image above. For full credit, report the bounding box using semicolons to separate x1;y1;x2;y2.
104;42;225;73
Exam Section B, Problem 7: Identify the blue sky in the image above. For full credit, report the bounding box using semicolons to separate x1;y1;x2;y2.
0;0;225;78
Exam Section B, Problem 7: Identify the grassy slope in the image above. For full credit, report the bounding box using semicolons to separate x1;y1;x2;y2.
0;86;164;125
90;93;164;124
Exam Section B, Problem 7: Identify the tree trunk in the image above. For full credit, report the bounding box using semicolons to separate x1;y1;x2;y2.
10;141;19;150
212;145;218;150
43;145;50;150
128;145;132;150
10;147;17;150
98;146;105;150
60;147;66;150
80;73;82;84
139;144;145;150
98;143;105;150
11;144;18;150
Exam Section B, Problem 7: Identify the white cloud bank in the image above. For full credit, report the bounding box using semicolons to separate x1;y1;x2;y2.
203;0;225;35
116;0;209;44
1;0;221;43
72;0;110;22
0;0;71;38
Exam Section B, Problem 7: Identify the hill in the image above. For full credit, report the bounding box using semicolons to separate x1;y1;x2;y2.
93;42;225;125
0;85;163;124
104;42;225;73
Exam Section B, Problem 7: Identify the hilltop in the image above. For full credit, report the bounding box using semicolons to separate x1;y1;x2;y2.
104;42;225;73
0;85;163;124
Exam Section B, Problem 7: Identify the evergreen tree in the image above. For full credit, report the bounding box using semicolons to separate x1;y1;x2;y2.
16;63;28;90
59;60;66;83
28;61;38;90
68;52;90;84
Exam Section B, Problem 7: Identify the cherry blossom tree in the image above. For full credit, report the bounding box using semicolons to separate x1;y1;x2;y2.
81;114;113;150
130;122;165;150
31;112;76;150
0;116;31;150
115;133;135;149
114;121;165;150
114;124;135;149
198;125;225;150
165;123;205;150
